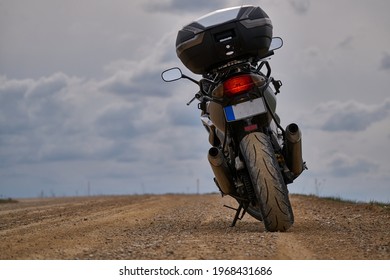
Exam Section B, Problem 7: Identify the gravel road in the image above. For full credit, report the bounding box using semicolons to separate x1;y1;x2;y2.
0;194;389;259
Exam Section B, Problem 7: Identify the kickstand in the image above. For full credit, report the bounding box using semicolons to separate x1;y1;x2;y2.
224;203;247;227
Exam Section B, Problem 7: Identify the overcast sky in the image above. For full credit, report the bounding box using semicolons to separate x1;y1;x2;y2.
1;0;389;202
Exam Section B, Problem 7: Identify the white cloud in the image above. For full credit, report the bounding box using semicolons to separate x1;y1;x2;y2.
336;36;355;50
380;52;390;71
0;31;211;197
288;0;311;15
0;73;96;165
145;0;229;13
326;154;378;178
303;99;390;132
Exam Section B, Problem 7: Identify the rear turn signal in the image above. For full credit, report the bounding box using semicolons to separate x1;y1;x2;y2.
223;75;254;97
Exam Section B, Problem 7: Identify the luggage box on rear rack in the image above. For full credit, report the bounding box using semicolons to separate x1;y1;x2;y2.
176;5;273;75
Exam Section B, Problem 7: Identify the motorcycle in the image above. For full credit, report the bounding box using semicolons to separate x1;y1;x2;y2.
161;6;306;232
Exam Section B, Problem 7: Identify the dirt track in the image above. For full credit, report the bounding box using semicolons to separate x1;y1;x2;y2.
0;194;389;260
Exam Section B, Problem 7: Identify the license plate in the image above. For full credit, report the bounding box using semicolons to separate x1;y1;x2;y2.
224;98;267;122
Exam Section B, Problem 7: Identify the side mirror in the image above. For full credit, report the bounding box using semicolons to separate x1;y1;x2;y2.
269;37;283;51
161;67;183;82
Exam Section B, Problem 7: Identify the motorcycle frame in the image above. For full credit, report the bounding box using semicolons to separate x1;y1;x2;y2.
199;61;295;200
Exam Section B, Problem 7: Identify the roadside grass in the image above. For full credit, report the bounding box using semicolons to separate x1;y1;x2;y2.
323;196;389;209
296;193;390;210
0;198;18;204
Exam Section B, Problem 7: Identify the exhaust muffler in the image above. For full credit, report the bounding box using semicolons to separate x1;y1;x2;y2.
285;123;304;177
208;147;235;194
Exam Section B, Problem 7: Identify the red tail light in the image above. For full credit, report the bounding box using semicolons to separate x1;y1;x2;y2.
223;75;254;97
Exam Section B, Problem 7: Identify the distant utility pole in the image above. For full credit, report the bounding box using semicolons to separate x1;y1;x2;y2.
196;178;200;194
87;181;91;196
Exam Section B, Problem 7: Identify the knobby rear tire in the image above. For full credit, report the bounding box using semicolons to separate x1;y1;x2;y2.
240;132;294;232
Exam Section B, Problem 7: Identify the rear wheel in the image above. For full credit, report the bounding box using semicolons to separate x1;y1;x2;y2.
246;205;263;221
240;132;294;232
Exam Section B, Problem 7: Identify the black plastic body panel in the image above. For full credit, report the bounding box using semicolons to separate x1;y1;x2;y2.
176;6;273;74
